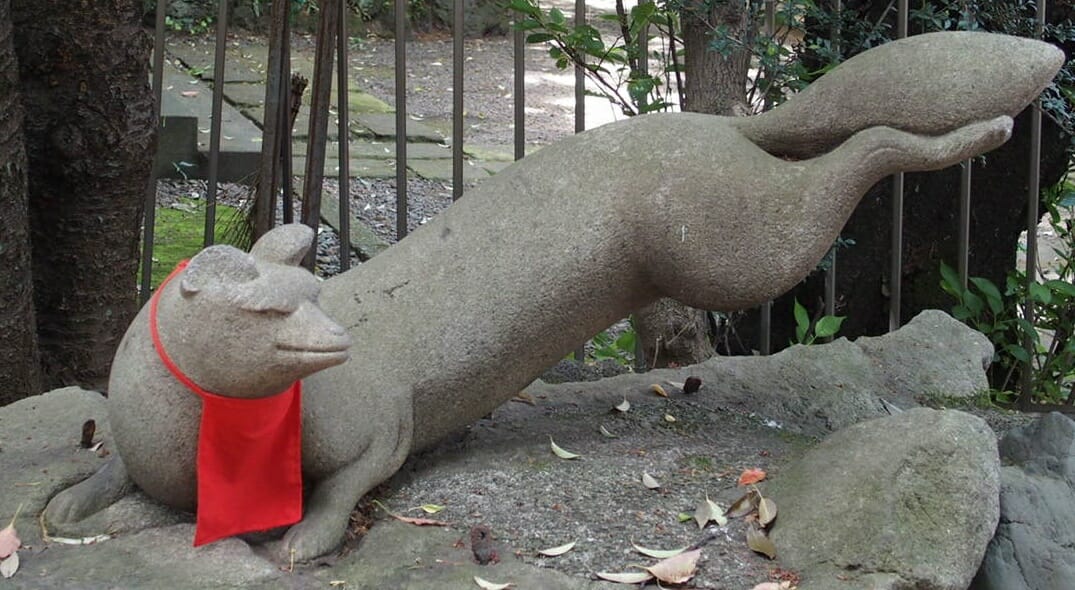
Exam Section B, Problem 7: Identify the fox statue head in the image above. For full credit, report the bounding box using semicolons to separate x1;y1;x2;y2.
150;224;352;398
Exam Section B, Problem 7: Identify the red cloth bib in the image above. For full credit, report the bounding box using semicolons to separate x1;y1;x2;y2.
149;261;303;546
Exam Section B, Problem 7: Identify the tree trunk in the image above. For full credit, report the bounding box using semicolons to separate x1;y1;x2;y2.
634;0;754;369
12;0;156;391
0;0;40;404
682;0;753;115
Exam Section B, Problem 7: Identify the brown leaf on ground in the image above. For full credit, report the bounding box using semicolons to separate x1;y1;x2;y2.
738;468;767;486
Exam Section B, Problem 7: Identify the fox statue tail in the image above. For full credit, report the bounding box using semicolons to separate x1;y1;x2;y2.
730;32;1064;160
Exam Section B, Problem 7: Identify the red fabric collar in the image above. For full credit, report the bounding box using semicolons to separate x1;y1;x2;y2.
150;260;303;546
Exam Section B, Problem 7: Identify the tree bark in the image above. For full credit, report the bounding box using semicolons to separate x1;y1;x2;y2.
12;0;156;391
682;0;753;116
0;0;40;404
634;0;754;368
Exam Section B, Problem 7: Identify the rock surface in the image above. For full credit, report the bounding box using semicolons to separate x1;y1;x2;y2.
972;412;1075;590
0;311;1018;588
768;408;1001;590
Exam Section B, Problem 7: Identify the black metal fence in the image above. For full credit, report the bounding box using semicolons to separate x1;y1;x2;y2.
139;0;1056;403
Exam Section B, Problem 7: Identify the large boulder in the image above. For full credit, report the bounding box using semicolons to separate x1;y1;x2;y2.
972;412;1075;589
768;408;1000;590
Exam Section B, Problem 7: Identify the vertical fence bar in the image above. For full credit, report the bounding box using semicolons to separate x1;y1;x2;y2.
204;0;230;247
758;0;776;354
301;0;340;269
395;0;409;239
251;0;285;241
574;0;585;132
824;0;841;323
575;0;587;365
280;15;293;225
958;160;972;288
452;0;464;201
888;0;908;331
254;0;289;240
140;0;169;304
1020;0;1046;407
957;6;975;288
514;27;525;160
337;0;351;272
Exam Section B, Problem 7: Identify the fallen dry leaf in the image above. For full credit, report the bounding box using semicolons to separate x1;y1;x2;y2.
550;437;581;460
43;534;112;545
599;425;618;438
372;500;450;527
746;524;777;559
649;384;668;397
645;548;701;584
725;489;760;518
632;542;687;559
0;551;18;579
693;494;728;529
758;497;778;527
538;540;576;557
614;398;631;412
180;90;199;97
393;514;450;527
751;582;793;590
0;526;19;559
738;468;767;486
474;576;513;589
641;472;660;489
595;571;653;584
418;504;446;514
0;507;22;559
511;392;537;406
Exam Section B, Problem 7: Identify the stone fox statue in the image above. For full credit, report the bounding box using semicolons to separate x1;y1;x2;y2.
45;32;1063;560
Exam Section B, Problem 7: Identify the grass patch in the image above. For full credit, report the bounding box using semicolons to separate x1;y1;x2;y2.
142;198;246;290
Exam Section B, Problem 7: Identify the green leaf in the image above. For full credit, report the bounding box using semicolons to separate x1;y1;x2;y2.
814;315;846;339
1004;343;1031;363
526;32;557;43
964;290;985;315
627;76;655;102
1045;279;1075;298
939;261;962;300
548;7;565;25
793;298;810;334
1029;282;1053;305
969;277;1004;315
628;1;657;38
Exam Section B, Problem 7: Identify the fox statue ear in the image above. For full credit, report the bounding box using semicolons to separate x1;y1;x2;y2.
249;224;314;267
180;246;260;296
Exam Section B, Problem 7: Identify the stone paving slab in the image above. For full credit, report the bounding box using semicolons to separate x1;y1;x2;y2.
159;37;513;184
463;143;516;162
407;157;492;182
294;139;452;160
166;40;267;83
160;60;264;182
355;113;444;142
292;156;397;179
319;192;391;260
